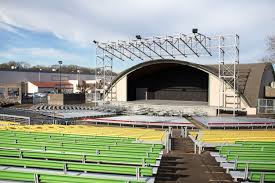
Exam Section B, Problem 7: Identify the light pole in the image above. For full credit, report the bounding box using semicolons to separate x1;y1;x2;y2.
58;61;63;93
38;68;42;82
77;69;80;83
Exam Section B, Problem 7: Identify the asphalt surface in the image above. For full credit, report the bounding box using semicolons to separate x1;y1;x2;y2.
0;107;74;125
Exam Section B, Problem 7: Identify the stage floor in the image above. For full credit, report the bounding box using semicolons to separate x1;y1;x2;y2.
83;115;195;127
125;100;209;106
194;116;275;128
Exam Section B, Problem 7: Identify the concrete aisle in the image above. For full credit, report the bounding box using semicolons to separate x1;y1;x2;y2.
155;130;234;183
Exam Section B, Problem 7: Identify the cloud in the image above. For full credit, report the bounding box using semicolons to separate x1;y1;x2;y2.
0;47;89;66
0;22;25;37
0;0;274;67
0;0;274;44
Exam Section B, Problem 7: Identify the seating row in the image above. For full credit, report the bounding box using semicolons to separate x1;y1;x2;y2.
0;148;159;166
0;125;166;142
0;157;153;176
0;129;163;182
190;130;275;143
0;169;145;183
212;141;275;182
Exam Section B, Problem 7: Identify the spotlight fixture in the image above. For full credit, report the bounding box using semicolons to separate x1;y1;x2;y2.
192;28;198;34
136;35;142;40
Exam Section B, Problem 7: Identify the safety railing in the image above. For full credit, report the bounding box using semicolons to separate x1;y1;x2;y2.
0;114;30;125
257;99;275;114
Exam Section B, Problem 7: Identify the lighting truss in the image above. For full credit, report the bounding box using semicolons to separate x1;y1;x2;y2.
94;32;240;115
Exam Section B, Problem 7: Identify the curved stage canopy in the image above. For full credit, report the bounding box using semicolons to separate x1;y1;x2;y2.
107;59;274;114
127;62;209;102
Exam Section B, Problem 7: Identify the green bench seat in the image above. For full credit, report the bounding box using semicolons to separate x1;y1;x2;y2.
235;162;275;171
0;143;161;158
226;154;275;162
0;138;163;151
0;149;158;165
0;170;145;183
248;172;275;182
0;157;153;176
0;130;135;140
236;141;275;145
217;147;275;156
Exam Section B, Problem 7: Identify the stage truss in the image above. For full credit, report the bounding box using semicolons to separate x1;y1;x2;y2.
94;32;240;115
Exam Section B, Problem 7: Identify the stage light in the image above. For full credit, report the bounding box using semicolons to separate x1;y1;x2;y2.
192;28;198;33
136;35;142;40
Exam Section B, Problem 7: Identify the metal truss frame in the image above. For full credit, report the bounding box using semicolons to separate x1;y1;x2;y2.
94;32;240;115
216;35;240;116
95;48;113;103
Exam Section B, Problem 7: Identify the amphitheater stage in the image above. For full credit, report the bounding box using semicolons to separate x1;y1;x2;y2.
43;110;115;119
193;116;275;129
110;100;217;116
82;115;195;128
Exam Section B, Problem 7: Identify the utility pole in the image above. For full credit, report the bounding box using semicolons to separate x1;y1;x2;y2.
58;61;63;93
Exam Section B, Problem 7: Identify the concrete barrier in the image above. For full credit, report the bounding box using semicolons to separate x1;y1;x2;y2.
47;94;64;105
48;94;85;106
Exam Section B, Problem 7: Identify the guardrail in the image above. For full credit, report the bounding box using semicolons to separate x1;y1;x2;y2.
0;114;30;125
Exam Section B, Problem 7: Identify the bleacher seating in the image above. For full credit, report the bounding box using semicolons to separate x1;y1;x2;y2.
211;141;275;182
0;170;144;183
0;120;19;126
190;130;275;143
0;129;164;182
0;124;166;142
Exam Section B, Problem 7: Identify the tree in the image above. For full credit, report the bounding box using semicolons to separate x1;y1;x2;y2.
267;35;275;61
77;80;94;93
262;35;275;63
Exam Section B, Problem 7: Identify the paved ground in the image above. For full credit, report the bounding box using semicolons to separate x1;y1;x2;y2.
0;107;72;125
155;130;234;183
127;100;208;106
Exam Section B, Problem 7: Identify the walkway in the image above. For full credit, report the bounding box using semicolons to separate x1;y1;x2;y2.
155;130;234;183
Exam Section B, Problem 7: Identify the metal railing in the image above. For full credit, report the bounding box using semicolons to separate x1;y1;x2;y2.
33;95;48;104
257;99;275;114
0;114;30;125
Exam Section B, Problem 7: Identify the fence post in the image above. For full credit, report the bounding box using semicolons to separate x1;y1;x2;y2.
260;172;265;183
166;130;169;154
184;126;188;138
63;163;67;174
265;99;268;114
180;127;184;137
136;167;140;180
244;163;249;180
169;137;172;151
82;155;86;163
34;174;40;183
194;141;197;154
198;141;203;154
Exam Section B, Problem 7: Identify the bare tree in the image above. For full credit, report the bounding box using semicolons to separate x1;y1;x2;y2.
267;35;275;61
77;80;94;93
262;35;275;63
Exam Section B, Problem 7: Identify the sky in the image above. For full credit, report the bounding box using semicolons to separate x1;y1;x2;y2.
0;0;274;71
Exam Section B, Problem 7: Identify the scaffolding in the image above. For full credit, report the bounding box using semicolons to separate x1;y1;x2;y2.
93;31;240;115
